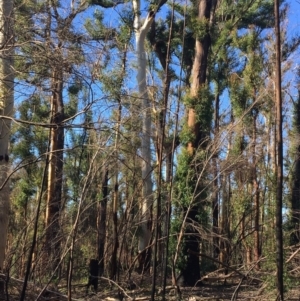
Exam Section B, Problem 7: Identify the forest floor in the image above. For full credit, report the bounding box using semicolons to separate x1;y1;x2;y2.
2;271;300;301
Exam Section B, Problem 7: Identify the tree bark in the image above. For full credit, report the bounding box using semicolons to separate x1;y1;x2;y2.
251;110;261;269
97;165;109;280
212;91;220;260
0;0;14;277
45;69;64;273
111;133;120;280
133;0;155;271
187;0;212;153
183;0;213;286
290;89;300;245
274;0;284;299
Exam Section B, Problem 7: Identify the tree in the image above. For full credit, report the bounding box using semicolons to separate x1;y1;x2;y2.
274;0;284;299
97;165;108;284
132;0;155;270
0;0;14;285
10;95;49;278
173;0;216;286
289;77;300;245
3;0;300;298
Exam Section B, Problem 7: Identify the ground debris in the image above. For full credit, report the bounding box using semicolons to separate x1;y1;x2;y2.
1;271;300;301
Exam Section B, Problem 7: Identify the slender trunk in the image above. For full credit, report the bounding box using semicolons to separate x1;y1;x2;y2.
110;46;127;280
66;149;101;301
20;153;50;301
111;146;120;280
151;10;173;299
220;175;230;273
0;0;14;284
212;91;220;260
133;0;155;270
251;106;260;268
97;166;109;279
274;0;284;299
253;178;260;265
20;202;29;278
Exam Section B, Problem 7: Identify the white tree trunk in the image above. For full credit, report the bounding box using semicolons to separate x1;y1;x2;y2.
0;0;14;271
133;0;154;256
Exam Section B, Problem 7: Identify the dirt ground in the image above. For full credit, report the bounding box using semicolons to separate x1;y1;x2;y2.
2;272;300;301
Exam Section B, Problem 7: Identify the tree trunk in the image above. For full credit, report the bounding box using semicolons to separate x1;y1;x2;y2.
187;0;212;153
110;99;122;280
133;0;155;271
182;0;213;286
220;175;230;273
290;89;300;245
212;91;220;260
251;107;260;268
0;0;14;279
274;0;284;299
97;165;109;279
45;70;64;273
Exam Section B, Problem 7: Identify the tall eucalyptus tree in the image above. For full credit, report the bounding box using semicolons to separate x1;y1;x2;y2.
132;3;155;270
174;0;216;286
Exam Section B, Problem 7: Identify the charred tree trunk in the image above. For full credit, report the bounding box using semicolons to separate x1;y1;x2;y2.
110;88;123;281
111;179;119;280
212;91;220;260
97;166;109;281
219;175;231;273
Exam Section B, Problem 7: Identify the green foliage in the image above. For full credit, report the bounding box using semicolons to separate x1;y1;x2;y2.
174;149;196;207
190;17;209;40
8;0;300;289
195;87;213;129
85;7;132;48
238;0;274;29
179;123;195;146
183;86;213;131
89;0;121;8
230;80;249;118
65;86;80;120
171;146;209;273
11;96;49;158
14;178;36;209
231;135;247;156
262;244;298;293
118;22;132;46
68;84;81;96
85;10;116;40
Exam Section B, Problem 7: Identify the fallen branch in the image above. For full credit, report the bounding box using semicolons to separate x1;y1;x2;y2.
286;246;300;263
188;250;262;283
231;257;265;301
100;276;133;300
